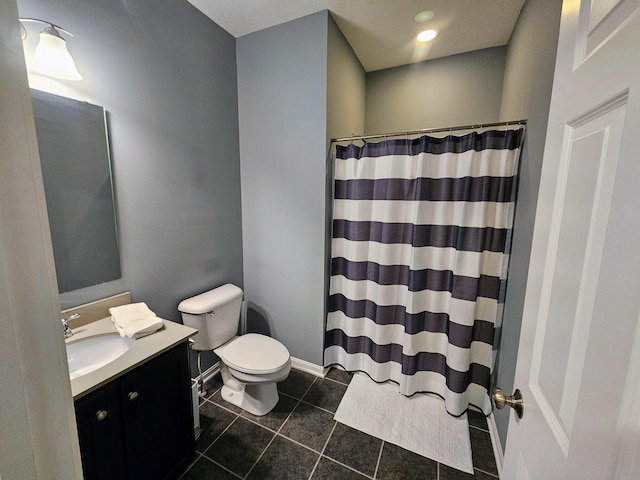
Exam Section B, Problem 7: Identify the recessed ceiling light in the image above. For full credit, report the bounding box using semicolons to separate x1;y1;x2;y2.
417;29;438;42
414;10;434;23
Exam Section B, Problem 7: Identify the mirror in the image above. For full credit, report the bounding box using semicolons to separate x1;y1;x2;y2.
31;89;121;294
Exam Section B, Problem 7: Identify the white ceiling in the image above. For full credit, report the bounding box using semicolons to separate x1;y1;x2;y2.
188;0;526;72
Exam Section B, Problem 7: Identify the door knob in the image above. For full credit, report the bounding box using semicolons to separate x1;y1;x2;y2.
492;387;524;419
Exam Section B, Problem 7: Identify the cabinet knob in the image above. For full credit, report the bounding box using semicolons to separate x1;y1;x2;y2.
128;391;139;401
95;410;108;421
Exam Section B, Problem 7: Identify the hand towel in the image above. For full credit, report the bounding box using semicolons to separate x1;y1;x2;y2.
109;302;163;339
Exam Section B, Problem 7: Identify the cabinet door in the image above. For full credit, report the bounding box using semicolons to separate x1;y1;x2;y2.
74;382;127;480
119;345;195;480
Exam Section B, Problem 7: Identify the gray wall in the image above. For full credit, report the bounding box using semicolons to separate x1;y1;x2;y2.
326;14;367;332
237;12;330;365
327;15;366;142
18;0;243;329
365;46;507;134
495;0;563;451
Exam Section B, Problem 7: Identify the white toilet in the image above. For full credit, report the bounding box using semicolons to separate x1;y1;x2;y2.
178;284;291;416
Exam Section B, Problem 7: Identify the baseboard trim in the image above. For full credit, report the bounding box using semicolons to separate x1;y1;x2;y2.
290;356;328;377
487;413;504;477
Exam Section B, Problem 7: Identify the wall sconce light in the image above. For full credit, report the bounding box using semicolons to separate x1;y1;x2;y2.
19;18;83;81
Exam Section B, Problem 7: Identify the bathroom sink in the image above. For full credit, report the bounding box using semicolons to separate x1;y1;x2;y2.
66;334;131;379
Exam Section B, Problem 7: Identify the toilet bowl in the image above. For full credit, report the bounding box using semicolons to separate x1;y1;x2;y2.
215;333;291;415
178;284;291;416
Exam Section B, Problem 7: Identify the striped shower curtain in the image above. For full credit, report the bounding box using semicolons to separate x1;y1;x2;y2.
324;128;523;416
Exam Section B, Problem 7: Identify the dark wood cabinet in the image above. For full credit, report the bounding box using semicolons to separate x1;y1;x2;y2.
75;381;127;480
74;343;195;480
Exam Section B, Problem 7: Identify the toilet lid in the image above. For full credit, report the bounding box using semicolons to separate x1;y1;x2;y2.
219;333;290;375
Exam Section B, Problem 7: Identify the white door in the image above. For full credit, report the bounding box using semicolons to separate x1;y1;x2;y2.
502;0;640;478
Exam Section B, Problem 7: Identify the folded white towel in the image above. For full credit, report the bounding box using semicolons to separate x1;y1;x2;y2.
109;302;164;339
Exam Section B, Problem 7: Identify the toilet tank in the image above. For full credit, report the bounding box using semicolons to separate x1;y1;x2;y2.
178;284;243;351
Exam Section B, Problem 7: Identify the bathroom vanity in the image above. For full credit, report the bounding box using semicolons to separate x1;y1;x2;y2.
67;317;197;480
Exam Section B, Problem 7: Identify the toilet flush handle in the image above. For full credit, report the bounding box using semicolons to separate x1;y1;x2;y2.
206;311;215;317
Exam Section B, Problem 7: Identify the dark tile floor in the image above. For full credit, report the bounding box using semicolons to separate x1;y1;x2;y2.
179;369;499;480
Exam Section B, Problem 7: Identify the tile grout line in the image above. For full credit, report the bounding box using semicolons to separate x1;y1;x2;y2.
312;413;381;480
275;430;326;455
474;466;500;478
242;430;278;479
201;371;491;480
199;414;240;456
197;374;320;478
277;375;319;435
469;423;490;434
307;420;338;479
315;372;382;479
246;423;371;480
292;375;374;477
197;382;252;479
200;455;244;480
318;455;375;479
322;375;351;387
196;402;245;479
207;373;339;418
240;397;303;479
240;376;320;479
196;403;238;450
296;397;342;416
178;452;202;479
279;375;377;478
372;440;385;479
204;380;318;440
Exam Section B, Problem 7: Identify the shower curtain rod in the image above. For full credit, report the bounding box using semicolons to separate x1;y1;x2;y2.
331;119;527;143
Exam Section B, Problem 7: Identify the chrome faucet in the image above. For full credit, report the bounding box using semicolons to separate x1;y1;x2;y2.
61;313;81;339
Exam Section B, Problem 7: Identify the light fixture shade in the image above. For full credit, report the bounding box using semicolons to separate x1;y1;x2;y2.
30;27;82;81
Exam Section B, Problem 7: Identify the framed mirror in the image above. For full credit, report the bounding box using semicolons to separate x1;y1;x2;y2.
31;89;121;293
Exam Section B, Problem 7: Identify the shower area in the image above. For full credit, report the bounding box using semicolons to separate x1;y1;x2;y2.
237;12;542;436
324;122;525;417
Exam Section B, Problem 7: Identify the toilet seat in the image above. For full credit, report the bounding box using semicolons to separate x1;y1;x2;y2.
216;333;290;375
226;361;291;384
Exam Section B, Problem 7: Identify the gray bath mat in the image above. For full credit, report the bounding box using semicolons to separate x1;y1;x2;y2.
334;373;474;474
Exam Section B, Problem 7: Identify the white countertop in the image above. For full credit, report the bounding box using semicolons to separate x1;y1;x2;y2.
67;317;197;400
